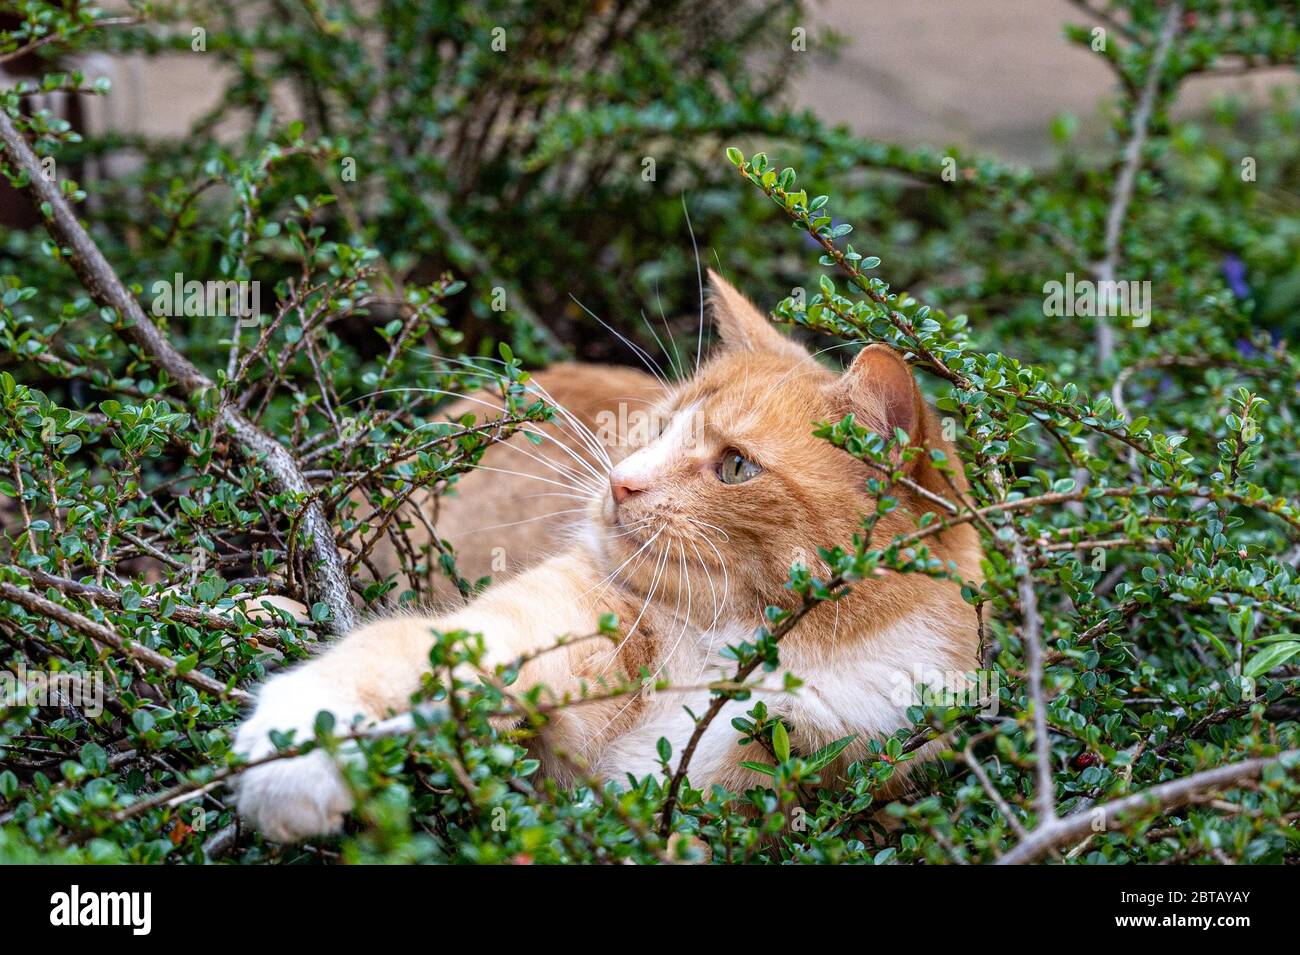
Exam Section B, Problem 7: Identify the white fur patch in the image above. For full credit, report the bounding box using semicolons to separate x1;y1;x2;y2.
232;669;367;842
597;613;964;789
608;401;702;490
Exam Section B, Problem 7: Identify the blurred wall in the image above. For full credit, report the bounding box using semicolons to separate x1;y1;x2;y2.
789;0;1294;164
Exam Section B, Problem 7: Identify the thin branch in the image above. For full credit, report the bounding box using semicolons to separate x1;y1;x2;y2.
0;581;250;703
1012;539;1055;823
890;483;1300;551
996;749;1299;865
962;747;1029;841
1093;0;1182;366
15;568;296;652
0;16;139;66
1065;0;1141;43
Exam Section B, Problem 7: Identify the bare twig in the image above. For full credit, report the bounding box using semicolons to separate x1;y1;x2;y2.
1093;0;1182;366
14;568;296;651
997;749;1299;864
0;581;249;703
1012;539;1055;823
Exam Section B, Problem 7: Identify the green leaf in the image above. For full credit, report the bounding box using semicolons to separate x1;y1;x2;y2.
803;734;857;772
1244;641;1300;679
772;720;791;762
313;710;337;737
1228;607;1254;641
1247;631;1300;646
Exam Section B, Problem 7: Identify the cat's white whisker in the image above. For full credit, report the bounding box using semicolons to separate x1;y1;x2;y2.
523;388;612;456
606;522;657;541
569;295;671;389
415;394;605;493
519;428;608;486
465;463;596;496
682;195;704;374
352;383;497;415
640;308;683;383
580;525;661;600
692;534;730;682
349;384;602;490
454;507;591;537
653;541;692;680
510;374;614;470
514;490;592;503
501;447;603;496
590;539;688;746
601;539;670;669
650;543;687;677
341;388;605;499
686;517;730;542
423;353;615;474
689;539;722;636
653;281;687;381
411;355;615;473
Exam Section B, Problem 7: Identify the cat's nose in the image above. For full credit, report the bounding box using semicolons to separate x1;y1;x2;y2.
609;462;651;505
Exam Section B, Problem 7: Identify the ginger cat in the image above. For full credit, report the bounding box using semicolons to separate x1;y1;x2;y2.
234;272;984;842
365;361;661;601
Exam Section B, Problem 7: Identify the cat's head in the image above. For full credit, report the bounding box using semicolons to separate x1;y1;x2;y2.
589;271;970;614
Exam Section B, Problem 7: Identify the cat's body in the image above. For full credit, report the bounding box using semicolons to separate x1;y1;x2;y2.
234;273;984;842
366;361;662;601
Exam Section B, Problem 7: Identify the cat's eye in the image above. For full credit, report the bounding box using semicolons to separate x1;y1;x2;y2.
717;449;762;485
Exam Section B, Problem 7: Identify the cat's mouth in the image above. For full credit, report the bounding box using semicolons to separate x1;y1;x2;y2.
609;505;650;542
598;490;655;549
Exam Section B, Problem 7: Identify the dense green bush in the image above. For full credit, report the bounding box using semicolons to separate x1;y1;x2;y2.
1;0;1299;863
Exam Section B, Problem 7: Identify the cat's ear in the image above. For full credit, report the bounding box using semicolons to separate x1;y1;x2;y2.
707;269;807;360
831;343;920;443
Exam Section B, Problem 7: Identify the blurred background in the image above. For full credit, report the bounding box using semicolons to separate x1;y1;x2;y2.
11;1;1294;161
1;0;1298;368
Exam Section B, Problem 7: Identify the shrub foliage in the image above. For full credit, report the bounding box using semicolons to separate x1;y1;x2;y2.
1;0;1299;863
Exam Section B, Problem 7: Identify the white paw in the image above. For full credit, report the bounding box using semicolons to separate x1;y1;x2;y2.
235;749;355;843
232;670;367;842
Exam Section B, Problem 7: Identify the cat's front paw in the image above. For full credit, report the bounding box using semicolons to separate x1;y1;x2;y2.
232;671;365;842
235;748;354;843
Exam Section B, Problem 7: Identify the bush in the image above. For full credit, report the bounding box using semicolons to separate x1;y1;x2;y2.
1;0;1298;864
